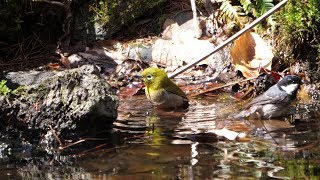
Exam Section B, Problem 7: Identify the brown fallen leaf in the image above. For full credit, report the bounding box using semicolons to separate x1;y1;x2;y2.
297;84;313;103
119;82;144;98
231;31;273;78
60;56;71;69
46;63;61;70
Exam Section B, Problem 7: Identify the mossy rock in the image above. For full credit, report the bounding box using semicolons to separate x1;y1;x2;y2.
0;65;119;144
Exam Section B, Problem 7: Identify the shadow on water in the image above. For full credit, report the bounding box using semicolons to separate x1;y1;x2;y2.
1;95;320;179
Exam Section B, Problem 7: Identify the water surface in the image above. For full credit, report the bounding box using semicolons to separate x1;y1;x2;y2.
1;95;320;179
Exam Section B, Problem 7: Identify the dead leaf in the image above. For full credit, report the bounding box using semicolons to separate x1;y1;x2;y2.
233;92;245;99
269;71;282;81
61;56;71;69
162;18;180;40
231;32;273;78
46;63;61;70
152;38;217;68
94;39;121;50
248;119;294;132
182;82;221;96
207;128;246;141
119;82;144;98
297;84;312;103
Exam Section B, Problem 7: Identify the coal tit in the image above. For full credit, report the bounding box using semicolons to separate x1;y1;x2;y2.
234;75;302;119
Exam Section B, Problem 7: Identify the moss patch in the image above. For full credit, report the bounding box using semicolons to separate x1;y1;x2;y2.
274;0;320;64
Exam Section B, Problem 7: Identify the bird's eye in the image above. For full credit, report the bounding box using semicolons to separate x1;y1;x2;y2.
146;75;152;80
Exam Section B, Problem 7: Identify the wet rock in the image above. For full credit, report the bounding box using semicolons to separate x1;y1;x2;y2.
67;49;118;71
0;65;119;144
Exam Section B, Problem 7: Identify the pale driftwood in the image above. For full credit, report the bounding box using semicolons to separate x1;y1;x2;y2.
102;38;228;71
190;0;202;38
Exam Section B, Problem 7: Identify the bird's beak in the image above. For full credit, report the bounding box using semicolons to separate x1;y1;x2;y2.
135;75;142;79
135;75;145;83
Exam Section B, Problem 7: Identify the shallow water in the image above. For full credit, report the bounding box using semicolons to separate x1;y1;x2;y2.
1;95;320;179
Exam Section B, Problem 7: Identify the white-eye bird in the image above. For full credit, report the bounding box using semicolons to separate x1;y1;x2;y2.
141;67;189;109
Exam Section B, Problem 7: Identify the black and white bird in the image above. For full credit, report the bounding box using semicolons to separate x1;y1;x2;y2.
235;75;302;119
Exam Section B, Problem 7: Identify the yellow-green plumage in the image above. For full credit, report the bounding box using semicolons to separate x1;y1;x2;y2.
141;67;188;109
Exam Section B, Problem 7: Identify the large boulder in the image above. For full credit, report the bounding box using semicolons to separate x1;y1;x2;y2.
0;65;118;144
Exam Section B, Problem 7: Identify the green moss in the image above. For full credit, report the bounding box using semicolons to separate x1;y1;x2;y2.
11;86;26;95
0;80;27;96
90;0;165;32
274;0;320;62
0;80;11;95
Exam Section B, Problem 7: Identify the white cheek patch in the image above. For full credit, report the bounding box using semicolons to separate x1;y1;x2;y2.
281;84;299;95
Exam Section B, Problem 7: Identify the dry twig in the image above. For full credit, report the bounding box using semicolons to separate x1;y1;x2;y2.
191;77;257;97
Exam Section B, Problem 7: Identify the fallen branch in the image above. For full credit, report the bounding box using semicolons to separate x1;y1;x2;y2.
59;138;107;150
32;0;65;7
191;76;257;97
49;125;63;147
74;143;108;156
0;34;49;70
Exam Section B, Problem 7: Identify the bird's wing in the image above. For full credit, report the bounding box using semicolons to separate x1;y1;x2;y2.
164;80;188;99
245;86;290;108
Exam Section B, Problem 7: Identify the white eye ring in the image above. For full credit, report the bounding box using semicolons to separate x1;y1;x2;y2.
146;75;152;80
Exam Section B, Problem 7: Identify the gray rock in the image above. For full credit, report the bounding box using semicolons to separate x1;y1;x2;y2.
0;65;119;144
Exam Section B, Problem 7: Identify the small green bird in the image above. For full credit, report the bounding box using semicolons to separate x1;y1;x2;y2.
141;67;189;109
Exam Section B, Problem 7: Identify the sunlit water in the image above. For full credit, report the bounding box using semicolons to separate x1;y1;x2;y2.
1;95;320;179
